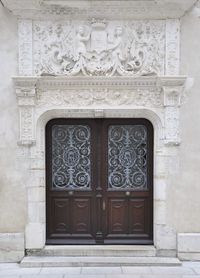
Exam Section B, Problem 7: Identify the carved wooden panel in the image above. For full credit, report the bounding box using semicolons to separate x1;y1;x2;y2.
129;199;145;233
108;199;128;234
72;198;91;234
52;198;70;234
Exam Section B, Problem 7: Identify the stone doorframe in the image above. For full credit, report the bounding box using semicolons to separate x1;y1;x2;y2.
14;75;187;256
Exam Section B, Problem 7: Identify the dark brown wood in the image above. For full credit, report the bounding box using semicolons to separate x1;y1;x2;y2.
46;118;153;245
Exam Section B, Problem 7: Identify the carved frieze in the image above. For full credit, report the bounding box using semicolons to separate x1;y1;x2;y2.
36;89;163;108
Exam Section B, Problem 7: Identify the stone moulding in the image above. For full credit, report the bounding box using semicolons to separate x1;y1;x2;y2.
2;0;197;19
13;75;187;147
14;75;186;89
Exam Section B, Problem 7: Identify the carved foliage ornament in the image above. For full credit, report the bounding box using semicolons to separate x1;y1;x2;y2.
33;19;165;76
36;88;163;108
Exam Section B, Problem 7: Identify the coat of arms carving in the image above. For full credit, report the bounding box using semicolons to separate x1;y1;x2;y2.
33;19;165;76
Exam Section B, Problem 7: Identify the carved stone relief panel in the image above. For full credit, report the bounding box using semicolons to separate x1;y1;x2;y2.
18;19;180;77
19;107;35;145
165;19;180;75
164;107;180;144
18;20;33;76
32;20;165;77
36;88;163;108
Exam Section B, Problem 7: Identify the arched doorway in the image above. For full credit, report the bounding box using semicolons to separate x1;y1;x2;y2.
46;118;153;244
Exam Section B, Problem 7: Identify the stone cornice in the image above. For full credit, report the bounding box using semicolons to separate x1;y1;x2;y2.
2;0;196;19
13;76;187;91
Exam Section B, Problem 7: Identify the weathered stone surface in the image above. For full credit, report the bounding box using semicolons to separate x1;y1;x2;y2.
1;0;197;19
27;245;156;257
20;256;181;267
0;233;24;262
178;233;200;261
25;224;45;249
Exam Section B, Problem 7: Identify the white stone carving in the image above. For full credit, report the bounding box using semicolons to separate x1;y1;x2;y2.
15;78;37;145
164;107;180;144
165;19;180;75
14;76;187;146
18;18;181;77
32;20;165;77
162;84;184;144
19;107;35;145
36;88;163;108
18;20;33;76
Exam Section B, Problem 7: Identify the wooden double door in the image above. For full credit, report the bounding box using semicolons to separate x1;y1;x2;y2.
46;118;153;245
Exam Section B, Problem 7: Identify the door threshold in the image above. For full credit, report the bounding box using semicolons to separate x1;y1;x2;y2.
21;256;182;267
27;245;156;257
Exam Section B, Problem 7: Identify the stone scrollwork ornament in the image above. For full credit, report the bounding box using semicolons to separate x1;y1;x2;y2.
33;19;165;76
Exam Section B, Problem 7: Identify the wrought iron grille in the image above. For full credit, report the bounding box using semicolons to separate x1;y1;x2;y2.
108;125;148;190
52;125;91;190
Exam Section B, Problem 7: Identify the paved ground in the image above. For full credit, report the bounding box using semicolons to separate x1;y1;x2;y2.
1;262;200;278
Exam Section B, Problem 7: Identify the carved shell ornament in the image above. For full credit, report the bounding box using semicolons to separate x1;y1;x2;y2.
33;19;165;76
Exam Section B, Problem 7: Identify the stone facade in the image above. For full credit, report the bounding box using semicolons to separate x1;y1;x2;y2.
0;0;200;262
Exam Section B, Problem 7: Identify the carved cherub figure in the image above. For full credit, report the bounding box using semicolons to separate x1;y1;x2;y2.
76;26;90;57
108;26;125;61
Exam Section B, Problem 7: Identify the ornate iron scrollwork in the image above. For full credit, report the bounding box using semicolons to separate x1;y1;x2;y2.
52;125;91;190
108;125;148;190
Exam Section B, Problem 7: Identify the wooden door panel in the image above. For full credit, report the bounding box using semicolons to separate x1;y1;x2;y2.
102;119;153;244
108;198;128;234
72;198;92;234
51;197;70;235
129;198;146;233
46;118;153;245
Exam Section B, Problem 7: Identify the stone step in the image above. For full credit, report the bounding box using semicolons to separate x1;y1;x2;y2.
27;245;156;257
21;256;182;267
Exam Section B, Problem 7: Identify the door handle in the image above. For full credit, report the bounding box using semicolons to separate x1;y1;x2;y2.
102;200;106;211
125;191;130;197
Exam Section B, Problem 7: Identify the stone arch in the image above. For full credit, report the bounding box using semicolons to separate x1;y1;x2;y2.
35;107;164;157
